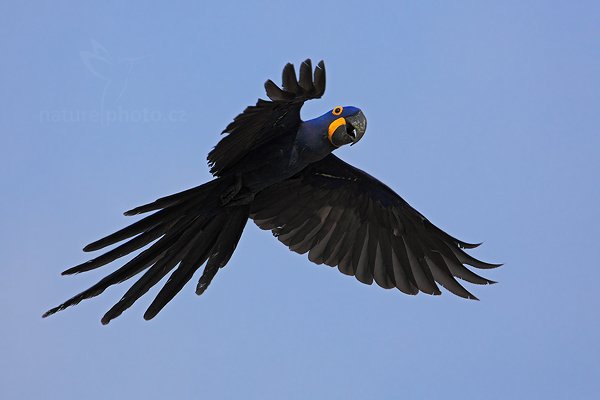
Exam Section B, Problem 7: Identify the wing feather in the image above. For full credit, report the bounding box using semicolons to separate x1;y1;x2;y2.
250;154;499;299
208;60;326;176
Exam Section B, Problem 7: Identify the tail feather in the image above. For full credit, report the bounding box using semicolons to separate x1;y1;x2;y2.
83;181;221;253
42;216;195;318
124;180;220;216
196;205;250;295
143;214;226;320
144;206;250;320
44;178;251;323
62;221;175;275
100;216;212;324
82;207;181;252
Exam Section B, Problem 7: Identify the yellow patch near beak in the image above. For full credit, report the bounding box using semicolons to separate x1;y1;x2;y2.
328;117;346;144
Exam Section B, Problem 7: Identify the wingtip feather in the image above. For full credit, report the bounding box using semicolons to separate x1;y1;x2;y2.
460;241;482;249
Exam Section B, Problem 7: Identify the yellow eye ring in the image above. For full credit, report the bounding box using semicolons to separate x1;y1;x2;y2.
332;106;343;116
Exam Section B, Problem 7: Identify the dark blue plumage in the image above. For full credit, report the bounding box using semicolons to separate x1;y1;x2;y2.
44;59;499;324
239;106;366;192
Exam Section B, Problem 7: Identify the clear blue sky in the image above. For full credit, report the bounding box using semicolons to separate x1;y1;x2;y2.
2;1;599;399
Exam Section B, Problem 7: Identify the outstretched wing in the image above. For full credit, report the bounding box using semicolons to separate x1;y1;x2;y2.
207;59;326;176
250;154;500;299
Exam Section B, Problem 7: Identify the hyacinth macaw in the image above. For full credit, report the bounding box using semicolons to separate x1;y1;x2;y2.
44;59;499;324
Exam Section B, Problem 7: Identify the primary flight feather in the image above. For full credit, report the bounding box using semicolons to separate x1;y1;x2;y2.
44;59;500;324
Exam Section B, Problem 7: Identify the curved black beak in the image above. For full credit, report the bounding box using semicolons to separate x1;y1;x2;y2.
328;110;367;147
345;110;367;145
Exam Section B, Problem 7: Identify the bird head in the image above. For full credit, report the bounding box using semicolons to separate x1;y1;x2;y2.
325;106;367;147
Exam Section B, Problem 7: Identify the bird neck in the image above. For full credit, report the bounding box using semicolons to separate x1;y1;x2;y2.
297;118;337;156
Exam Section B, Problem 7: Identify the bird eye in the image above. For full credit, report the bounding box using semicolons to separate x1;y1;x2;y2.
332;106;343;116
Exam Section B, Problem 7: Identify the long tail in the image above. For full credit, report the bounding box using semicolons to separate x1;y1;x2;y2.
43;178;249;324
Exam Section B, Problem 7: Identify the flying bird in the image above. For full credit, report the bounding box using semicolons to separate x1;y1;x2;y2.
44;59;500;324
